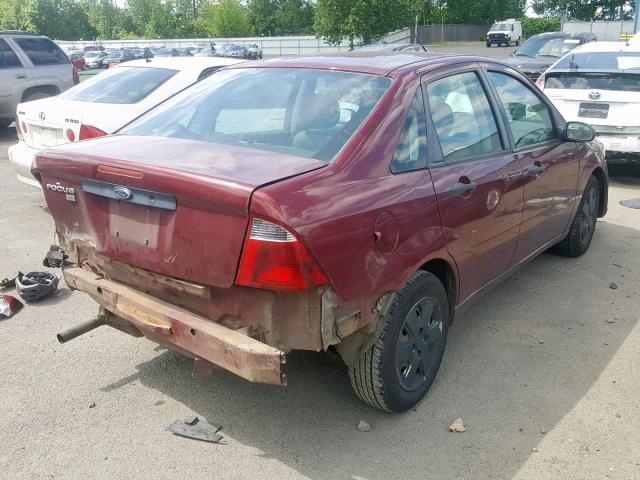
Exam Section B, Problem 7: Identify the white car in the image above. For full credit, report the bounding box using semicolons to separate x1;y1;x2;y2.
538;41;640;165
9;57;244;187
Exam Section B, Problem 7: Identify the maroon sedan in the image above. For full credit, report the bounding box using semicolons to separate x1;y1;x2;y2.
35;53;608;412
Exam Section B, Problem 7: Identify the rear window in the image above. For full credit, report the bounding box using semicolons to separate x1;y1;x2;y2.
59;66;177;104
552;51;640;72
0;39;21;68
516;36;581;58
122;68;391;162
546;72;640;91
13;38;68;66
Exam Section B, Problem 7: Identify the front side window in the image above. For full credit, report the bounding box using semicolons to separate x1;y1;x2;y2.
425;71;502;163
488;71;555;148
391;89;427;173
14;38;68;66
60;67;177;104
0;39;22;68
122;68;391;162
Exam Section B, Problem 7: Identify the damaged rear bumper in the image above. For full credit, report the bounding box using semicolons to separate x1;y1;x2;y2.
63;266;286;385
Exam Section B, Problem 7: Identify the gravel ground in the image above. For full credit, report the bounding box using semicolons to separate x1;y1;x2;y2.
1;45;639;479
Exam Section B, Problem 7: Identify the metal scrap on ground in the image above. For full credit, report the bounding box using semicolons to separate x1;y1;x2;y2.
0;295;23;319
166;416;223;443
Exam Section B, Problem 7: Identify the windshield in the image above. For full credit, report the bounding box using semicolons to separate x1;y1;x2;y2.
516;36;580;58
552;51;640;71
122;68;392;162
490;23;509;31
60;67;177;104
85;52;99;58
108;52;123;58
155;49;172;56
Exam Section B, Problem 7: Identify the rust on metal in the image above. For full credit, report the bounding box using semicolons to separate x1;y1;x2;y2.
63;266;286;385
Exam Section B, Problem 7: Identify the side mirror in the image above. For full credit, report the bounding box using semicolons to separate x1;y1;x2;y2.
564;121;595;142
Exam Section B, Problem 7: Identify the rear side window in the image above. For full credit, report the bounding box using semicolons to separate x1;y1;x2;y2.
60;67;177;104
391;89;427;172
0;39;22;68
546;72;640;92
14;38;68;66
426;71;502;163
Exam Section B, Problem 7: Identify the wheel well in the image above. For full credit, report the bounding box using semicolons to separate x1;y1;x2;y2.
419;259;456;323
591;167;607;217
21;85;60;102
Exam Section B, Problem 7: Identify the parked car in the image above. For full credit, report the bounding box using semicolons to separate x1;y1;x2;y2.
356;43;432;52
84;50;108;69
222;44;249;59
195;45;217;57
35;52;608;412
245;43;262;59
9;57;244;187
83;45;103;53
102;50;134;66
486;18;522;47
539;41;640;165
154;48;175;58
68;51;86;71
0;30;77;129
505;32;597;83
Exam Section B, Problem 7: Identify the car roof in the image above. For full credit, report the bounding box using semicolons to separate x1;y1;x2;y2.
115;57;247;71
572;41;640;54
0;30;45;37
227;51;490;76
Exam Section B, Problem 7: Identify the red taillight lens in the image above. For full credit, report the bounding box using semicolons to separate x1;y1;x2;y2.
79;124;107;140
236;217;328;291
72;66;80;84
19;121;27;134
66;128;75;142
535;75;545;89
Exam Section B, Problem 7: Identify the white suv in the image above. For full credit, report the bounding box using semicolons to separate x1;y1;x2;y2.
0;31;77;129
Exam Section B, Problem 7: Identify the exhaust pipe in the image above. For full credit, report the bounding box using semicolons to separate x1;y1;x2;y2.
57;316;107;343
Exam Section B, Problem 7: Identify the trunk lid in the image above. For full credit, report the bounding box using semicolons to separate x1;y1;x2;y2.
35;135;326;288
544;71;640;127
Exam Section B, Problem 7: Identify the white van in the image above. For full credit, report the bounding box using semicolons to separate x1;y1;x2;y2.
486;19;522;47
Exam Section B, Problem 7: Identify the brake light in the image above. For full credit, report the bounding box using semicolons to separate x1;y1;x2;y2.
19;121;27;135
236;217;328;291
66;128;75;142
535;74;545;89
79;124;107;140
72;66;79;84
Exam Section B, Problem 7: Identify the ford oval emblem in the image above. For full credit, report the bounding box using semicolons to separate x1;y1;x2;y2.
113;186;133;200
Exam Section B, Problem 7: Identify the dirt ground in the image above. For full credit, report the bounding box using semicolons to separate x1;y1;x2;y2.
1;50;639;478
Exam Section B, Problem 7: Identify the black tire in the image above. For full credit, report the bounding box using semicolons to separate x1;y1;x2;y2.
486;42;491;47
554;175;600;257
0;119;11;129
348;271;449;412
515;37;520;46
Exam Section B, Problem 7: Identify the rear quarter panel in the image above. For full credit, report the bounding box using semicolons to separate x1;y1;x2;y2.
250;72;456;304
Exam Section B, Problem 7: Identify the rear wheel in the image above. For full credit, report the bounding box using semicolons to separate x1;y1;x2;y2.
554;176;600;257
515;37;520;46
486;41;491;47
348;271;449;412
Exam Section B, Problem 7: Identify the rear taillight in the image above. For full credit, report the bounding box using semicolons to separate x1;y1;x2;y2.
16;119;24;140
66;128;75;142
79;124;107;140
72;66;80;84
236;217;328;291
535;74;545;89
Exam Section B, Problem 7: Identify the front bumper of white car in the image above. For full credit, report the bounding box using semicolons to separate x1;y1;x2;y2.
8;141;41;189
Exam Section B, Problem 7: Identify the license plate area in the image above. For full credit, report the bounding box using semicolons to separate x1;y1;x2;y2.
578;102;609;119
32;126;61;146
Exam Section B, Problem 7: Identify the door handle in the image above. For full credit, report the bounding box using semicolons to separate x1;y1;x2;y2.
15;74;27;79
450;181;478;196
527;163;547;176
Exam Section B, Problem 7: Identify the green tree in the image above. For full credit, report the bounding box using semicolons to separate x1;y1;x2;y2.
275;0;314;35
195;0;250;37
248;0;280;36
532;0;634;20
315;0;413;46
